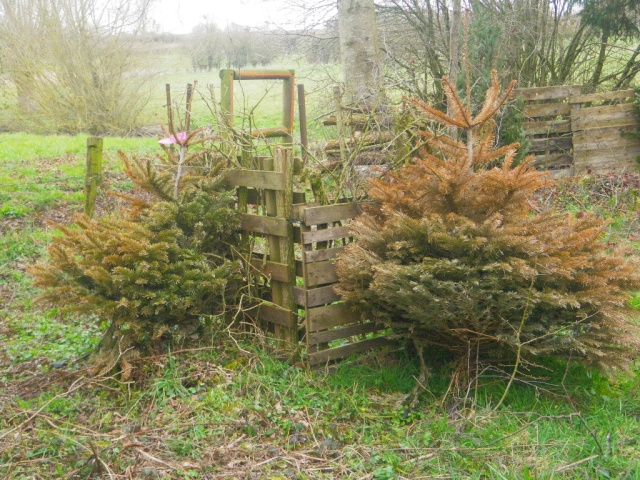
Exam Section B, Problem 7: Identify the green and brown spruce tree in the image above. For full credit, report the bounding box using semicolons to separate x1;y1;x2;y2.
30;134;242;377
335;71;640;382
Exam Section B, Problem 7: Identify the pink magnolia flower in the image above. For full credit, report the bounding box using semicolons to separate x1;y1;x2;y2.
158;131;188;145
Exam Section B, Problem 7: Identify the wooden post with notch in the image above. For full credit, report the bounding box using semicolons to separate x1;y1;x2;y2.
274;147;297;352
84;136;103;218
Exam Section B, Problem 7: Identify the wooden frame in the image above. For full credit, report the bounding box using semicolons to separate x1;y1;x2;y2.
219;69;295;142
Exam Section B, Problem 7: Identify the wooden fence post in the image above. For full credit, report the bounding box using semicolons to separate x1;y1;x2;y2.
84;136;103;218
274;147;297;352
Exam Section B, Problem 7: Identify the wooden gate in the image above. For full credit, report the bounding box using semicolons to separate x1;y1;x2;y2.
293;201;391;365
222;148;391;364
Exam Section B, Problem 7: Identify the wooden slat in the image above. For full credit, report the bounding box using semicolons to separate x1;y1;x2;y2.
308;322;384;345
305;261;338;288
515;85;581;101
301;202;363;226
301;225;351;245
306;303;361;332
524;103;572;118
573;135;640;153
574;156;640;174
573;125;639;144
293;202;320;219
293;286;305;306
531;154;573;168
529;136;573;152
569;90;636;105
308;337;394;365
574;146;640;163
293;285;341;307
240;213;288;237
571;104;638;130
308;285;342;307
224;169;286;190
250;258;292;282
523;119;572;135
258;304;295;328
304;246;346;263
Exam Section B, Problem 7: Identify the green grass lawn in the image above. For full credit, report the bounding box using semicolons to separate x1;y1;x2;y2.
1;131;640;478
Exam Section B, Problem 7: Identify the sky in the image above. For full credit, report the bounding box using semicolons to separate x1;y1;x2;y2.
152;0;292;34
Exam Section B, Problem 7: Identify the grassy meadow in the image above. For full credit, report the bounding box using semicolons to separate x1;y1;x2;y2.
1;50;640;478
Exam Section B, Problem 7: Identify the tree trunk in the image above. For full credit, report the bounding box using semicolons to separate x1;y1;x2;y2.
447;0;461;139
589;31;609;88
337;0;384;109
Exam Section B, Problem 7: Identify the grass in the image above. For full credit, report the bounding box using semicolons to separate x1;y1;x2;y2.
0;133;158;221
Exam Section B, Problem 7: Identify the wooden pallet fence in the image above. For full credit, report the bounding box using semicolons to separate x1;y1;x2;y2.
292;201;391;365
223;150;391;364
516;86;640;175
569;90;640;174
222;148;299;353
516;85;581;173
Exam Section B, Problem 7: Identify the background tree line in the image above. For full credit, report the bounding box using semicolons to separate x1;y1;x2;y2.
1;0;639;135
375;0;640;104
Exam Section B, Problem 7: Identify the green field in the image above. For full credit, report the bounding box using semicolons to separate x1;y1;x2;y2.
2;59;640;478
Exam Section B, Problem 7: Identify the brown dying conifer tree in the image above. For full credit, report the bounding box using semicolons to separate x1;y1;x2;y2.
335;71;640;378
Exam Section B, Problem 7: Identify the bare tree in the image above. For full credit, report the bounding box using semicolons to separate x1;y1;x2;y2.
379;0;640;103
0;0;155;134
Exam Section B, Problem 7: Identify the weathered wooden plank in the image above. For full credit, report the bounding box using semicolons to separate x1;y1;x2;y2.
305;260;339;288
301;202;363;226
524;103;572;118
250;257;292;283
569;90;636;105
308;285;342;307
308;337;394;365
258;303;295;328
573;125;639;144
302;225;351;245
515;85;581;101
308;322;385;345
571;104;638;130
574;156;640;174
240;213;289;237
573;135;640;153
529;136;573;152
293;285;341;307
522;119;572;135
293;202;320;219
574;146;640;163
304;246;346;264
531;154;573;168
307;303;361;332
293;286;305;306
224;169;286;191
273;148;297;349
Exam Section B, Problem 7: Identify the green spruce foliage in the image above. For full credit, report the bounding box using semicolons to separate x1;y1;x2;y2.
30;148;242;376
335;72;640;376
